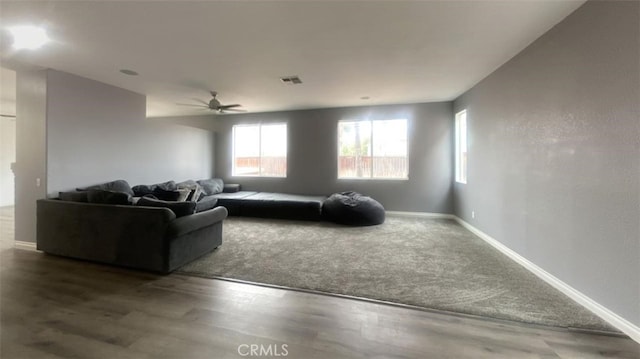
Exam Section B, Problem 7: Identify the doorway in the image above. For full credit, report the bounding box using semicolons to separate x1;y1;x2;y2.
0;67;16;249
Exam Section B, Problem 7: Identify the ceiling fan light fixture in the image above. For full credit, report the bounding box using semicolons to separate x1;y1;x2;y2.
180;91;245;114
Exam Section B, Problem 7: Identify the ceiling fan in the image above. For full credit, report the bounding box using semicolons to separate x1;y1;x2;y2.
178;91;246;114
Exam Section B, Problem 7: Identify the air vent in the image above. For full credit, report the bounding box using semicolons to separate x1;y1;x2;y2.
280;76;302;85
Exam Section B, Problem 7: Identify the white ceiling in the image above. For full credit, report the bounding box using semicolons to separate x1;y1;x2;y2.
0;1;585;118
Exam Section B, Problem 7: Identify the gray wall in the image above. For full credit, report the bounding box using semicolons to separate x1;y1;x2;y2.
214;102;453;213
46;70;215;195
14;70;215;243
14;69;47;244
453;0;639;326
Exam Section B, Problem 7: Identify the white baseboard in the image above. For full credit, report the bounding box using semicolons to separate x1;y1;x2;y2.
14;241;37;251
454;216;640;343
386;211;455;219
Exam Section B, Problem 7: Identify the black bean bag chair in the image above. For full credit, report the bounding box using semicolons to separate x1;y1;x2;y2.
322;191;385;226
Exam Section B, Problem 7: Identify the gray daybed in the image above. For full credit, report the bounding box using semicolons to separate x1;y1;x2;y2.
208;191;327;221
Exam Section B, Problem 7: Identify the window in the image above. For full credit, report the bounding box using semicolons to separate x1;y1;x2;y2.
233;123;287;177
455;110;467;183
338;119;408;179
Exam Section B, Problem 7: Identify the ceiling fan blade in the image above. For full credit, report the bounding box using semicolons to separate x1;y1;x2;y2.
219;104;242;109
177;103;209;108
0;114;16;118
192;98;209;106
221;108;247;112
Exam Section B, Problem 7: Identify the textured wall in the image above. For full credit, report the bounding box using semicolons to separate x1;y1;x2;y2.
14;69;47;244
46;70;215;196
214;102;454;213
454;1;639;326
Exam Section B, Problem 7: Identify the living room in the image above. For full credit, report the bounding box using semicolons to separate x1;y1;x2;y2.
0;0;638;357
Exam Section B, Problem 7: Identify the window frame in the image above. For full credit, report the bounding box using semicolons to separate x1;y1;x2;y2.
455;110;467;184
232;122;288;178
337;118;409;180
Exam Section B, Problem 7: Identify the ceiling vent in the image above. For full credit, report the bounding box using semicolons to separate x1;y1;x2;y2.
280;76;302;85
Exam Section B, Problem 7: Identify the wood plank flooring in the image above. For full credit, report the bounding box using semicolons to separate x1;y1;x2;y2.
1;207;639;358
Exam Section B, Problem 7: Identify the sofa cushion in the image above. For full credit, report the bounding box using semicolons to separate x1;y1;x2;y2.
177;179;198;188
195;196;218;213
59;191;89;203
78;179;134;196
198;178;224;195
234;192;325;221
132;180;177;197
223;183;241;193
132;184;155;197
156;180;178;191
87;189;132;205
136;196;196;218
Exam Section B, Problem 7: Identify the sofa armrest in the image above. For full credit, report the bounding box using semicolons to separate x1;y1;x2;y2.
167;206;228;238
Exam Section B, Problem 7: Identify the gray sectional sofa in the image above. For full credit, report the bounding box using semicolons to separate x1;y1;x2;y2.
36;177;328;273
37;178;233;273
128;177;327;221
37;199;227;273
36;178;379;274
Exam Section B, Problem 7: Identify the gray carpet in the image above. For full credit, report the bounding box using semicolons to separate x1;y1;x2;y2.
179;215;617;332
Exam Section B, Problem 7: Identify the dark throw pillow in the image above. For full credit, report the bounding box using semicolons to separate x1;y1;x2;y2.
132;180;177;197
132;184;155;197
87;189;132;205
136;196;196;218
78;179;134;196
155;180;177;191
197;178;224;195
152;187;181;201
59;191;89;202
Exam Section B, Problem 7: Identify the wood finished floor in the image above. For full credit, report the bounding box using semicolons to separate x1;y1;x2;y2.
1;207;639;358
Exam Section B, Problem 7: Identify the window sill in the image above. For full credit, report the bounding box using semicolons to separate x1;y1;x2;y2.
338;177;409;181
232;175;287;179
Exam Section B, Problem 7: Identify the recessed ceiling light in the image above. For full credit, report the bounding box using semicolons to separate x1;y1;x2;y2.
9;26;49;50
120;69;139;76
